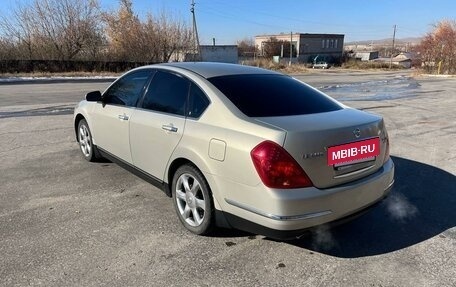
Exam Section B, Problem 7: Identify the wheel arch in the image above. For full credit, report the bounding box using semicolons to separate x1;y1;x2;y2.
167;158;194;191
165;152;213;199
166;157;213;199
165;145;213;186
166;149;224;206
166;156;231;229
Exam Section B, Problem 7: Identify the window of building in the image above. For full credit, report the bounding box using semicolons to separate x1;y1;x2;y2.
335;39;338;48
322;39;325;49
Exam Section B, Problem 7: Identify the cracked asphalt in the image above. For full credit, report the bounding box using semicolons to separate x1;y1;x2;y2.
0;70;455;286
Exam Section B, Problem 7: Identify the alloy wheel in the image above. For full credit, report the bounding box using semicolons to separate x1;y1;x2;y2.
78;124;92;158
175;173;206;227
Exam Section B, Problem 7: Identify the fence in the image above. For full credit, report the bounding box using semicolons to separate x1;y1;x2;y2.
0;60;158;73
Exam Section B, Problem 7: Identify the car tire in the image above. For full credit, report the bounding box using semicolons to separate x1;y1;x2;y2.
172;164;214;235
77;119;101;162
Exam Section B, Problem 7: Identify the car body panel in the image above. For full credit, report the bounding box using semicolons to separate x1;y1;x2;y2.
214;158;394;231
89;104;134;163
129;108;186;180
255;108;387;188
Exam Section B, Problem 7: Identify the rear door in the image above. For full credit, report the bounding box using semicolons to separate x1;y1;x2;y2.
129;70;190;180
90;69;152;163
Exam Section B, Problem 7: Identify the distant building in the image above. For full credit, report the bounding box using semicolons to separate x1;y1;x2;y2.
169;45;238;63
255;33;345;63
374;53;412;68
200;45;238;63
344;44;372;51
391;53;412;68
352;51;379;61
345;41;421;55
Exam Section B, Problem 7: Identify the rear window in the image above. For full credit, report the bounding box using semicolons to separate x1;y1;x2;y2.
208;74;341;117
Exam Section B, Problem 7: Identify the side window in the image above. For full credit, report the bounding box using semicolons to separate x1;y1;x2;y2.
103;70;151;107
188;83;209;118
142;71;189;116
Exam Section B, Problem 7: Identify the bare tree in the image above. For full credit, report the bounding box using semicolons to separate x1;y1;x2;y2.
0;37;16;60
0;3;36;59
103;1;192;62
0;0;103;60
237;38;257;57
103;0;145;61
153;12;193;62
260;37;296;59
419;20;456;74
0;0;193;65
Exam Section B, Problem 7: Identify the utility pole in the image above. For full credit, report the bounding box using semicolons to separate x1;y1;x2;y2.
191;0;201;61
289;31;293;66
389;24;396;69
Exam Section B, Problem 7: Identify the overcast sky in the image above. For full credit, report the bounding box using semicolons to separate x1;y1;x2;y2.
2;0;455;44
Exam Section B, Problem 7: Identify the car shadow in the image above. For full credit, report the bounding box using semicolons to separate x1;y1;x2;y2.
285;156;456;258
208;228;253;238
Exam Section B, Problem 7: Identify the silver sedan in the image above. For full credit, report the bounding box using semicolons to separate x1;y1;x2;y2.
73;62;394;239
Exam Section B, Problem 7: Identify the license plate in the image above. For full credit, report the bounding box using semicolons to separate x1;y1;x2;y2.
327;137;380;166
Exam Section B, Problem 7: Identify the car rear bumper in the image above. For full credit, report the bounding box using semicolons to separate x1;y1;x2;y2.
219;193;389;240
214;158;394;239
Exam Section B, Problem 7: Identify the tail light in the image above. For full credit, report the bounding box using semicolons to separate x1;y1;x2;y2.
250;141;313;189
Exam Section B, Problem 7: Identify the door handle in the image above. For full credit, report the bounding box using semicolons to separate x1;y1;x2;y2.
162;125;178;132
118;114;129;121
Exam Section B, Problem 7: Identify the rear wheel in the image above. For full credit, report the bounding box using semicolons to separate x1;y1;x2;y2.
172;165;214;235
77;119;101;162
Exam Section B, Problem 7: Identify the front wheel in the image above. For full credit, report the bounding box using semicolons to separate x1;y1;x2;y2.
172;165;214;235
77;119;101;162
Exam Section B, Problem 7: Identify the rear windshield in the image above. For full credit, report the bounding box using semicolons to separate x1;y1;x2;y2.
208;74;341;117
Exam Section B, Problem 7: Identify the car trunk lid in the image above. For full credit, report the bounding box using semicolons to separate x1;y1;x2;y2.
254;108;388;189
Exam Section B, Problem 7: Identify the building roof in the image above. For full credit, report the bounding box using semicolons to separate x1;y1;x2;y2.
200;45;238;48
256;33;344;38
392;54;412;62
354;51;379;54
374;57;412;63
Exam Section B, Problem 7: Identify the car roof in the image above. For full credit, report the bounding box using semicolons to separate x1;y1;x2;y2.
151;62;281;79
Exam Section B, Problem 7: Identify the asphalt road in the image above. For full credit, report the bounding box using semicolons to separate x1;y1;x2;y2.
0;70;455;286
0;82;110;107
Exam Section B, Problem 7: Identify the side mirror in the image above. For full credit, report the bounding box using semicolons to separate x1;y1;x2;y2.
85;91;102;102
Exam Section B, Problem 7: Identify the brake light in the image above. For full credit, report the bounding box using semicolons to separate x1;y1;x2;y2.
250;141;313;189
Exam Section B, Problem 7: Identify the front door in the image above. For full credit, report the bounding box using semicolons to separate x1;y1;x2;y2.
91;69;152;163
